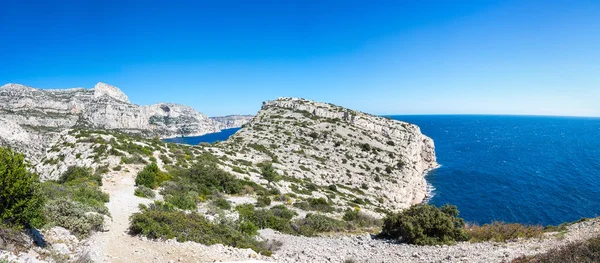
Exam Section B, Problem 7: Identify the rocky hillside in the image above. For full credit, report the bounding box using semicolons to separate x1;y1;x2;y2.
220;97;438;211
0;82;251;162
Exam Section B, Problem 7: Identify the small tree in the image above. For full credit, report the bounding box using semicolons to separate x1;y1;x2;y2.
135;162;160;189
260;162;280;184
0;147;44;228
379;204;468;245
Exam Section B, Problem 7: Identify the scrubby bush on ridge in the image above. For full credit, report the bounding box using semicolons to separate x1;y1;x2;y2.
0;147;45;228
134;186;156;199
41;165;110;238
44;199;104;238
467;221;544;242
379;204;468;245
129;201;272;255
135;162;170;189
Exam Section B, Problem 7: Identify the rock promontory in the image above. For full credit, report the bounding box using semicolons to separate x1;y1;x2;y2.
222;97;438;210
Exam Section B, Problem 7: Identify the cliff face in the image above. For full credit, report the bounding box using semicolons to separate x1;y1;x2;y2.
0;82;251;161
224;97;438;210
211;115;254;130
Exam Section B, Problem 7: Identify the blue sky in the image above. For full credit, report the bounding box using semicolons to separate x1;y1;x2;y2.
1;0;599;117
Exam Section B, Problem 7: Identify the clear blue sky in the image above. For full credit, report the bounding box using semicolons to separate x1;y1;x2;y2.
1;0;599;117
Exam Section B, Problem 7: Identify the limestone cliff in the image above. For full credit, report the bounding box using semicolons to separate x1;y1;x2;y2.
221;97;438;210
211;115;254;130
0;82;246;161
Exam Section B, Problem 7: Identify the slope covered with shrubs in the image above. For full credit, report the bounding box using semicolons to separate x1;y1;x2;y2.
41;166;110;238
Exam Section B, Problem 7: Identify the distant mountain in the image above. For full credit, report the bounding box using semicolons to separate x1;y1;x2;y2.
211;115;254;130
0;82;252;161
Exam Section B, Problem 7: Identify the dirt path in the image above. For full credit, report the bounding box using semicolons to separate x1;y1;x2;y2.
84;168;265;263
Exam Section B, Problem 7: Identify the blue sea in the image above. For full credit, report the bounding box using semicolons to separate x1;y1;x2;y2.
162;128;241;145
165;115;600;226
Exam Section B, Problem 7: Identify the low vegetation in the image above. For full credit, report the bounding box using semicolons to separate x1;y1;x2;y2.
134;186;156;199
129;201;272;255
42;166;110;237
466;221;544;242
512;236;600;263
135;162;170;189
379;204;469;245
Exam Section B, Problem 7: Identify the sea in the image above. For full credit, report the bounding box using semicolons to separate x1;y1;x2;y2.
163;115;600;226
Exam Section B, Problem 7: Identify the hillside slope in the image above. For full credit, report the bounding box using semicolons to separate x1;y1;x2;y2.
221;97;437;210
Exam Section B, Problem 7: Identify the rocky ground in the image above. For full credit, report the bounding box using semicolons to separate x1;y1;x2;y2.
261;218;600;263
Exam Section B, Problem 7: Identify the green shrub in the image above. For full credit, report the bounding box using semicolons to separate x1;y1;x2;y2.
256;196;272;207
59;166;102;186
328;184;338;192
0;148;45;228
295;213;345;236
40;164;110;238
237;204;296;233
167;161;243;196
134;186;156;199
342;208;382;229
121;154;147;165
212;198;232;210
260;162;280;184
293;198;334;213
164;191;198;210
467;222;544;242
94;165;110;177
135;162;161;189
44;199;104;238
129;201;270;255
379;204;468;245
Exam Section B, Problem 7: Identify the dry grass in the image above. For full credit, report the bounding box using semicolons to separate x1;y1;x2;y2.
466;221;544;242
511;236;600;263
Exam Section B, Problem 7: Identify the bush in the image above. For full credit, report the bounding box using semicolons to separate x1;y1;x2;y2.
134;186;156;199
135;162;160;188
379;204;468;245
0;148;45;228
44;199;104;238
467;221;544;242
212;198;232;210
294;213;345;236
260;162;280;184
60;166;102;186
293;198;334;213
40;165;110;238
42;179;109;215
129;201;271;255
121;154;147;165
168;161;243;195
237;204;296;233
164;191;198;210
256;196;272;207
343;208;382;229
512;236;600;263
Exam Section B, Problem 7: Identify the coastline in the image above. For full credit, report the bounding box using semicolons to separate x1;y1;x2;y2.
420;164;441;204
